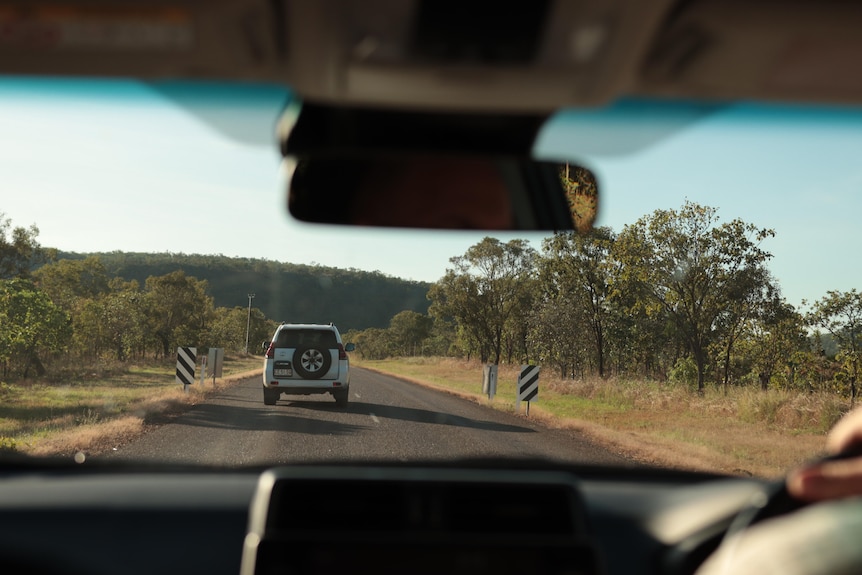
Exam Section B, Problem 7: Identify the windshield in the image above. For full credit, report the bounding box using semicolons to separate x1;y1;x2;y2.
1;78;859;476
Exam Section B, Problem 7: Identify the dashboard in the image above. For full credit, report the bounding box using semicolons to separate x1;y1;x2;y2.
0;462;763;575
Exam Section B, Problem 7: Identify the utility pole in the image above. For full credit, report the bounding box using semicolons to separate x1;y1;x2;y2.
245;293;256;354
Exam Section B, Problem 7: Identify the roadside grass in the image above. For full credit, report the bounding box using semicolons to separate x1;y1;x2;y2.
0;354;262;456
354;356;849;478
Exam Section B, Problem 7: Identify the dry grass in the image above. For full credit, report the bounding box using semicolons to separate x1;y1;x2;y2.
26;416;145;458
10;352;843;473
0;355;263;457
355;357;850;478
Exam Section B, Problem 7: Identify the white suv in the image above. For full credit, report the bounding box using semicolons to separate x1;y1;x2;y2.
262;323;354;406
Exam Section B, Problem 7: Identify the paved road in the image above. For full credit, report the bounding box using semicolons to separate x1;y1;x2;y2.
112;367;632;466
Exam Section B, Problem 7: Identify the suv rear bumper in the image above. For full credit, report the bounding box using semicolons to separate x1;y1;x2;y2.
262;382;349;396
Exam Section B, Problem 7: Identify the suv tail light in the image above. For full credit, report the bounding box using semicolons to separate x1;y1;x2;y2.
337;343;347;360
265;343;275;359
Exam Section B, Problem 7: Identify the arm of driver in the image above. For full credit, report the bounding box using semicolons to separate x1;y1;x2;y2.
787;407;862;502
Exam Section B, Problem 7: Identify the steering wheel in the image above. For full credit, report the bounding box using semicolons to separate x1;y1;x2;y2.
695;447;862;575
745;445;862;527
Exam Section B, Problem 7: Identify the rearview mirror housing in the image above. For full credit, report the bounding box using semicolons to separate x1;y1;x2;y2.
280;101;598;232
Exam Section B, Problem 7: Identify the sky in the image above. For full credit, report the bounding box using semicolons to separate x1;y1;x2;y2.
1;79;861;310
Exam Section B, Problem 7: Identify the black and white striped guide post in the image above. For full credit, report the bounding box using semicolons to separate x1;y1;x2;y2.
176;346;196;391
517;365;539;415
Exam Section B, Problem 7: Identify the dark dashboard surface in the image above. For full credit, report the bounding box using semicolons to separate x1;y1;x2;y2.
0;463;762;575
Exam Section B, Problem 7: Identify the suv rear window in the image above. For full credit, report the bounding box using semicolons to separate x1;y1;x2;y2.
276;329;337;348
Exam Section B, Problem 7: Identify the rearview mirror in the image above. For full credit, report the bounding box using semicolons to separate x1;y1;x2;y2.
286;154;597;232
280;102;598;232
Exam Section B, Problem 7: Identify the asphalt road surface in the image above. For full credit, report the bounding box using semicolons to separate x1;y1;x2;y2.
112;367;633;467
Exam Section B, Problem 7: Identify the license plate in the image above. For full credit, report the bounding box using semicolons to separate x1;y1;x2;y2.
274;368;292;377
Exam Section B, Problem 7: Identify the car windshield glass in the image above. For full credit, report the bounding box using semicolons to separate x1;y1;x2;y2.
1;77;860;476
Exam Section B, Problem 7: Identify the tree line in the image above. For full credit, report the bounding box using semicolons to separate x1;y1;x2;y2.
0;209;432;378
5;203;861;399
1;259;276;377
0;214;278;377
349;201;862;399
62;251;431;332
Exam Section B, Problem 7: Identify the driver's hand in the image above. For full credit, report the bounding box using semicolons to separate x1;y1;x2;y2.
787;407;862;502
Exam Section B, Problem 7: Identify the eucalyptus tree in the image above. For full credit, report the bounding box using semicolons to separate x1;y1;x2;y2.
33;256;110;311
144;270;215;357
0;279;70;377
0;213;53;280
528;294;592;378
72;283;147;361
612;202;774;392
388;310;433;357
745;298;807;390
428;237;537;364
713;265;780;388
540;227;615;377
208;305;273;355
807;289;862;401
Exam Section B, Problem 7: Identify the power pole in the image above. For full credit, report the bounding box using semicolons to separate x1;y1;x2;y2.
245;293;256;354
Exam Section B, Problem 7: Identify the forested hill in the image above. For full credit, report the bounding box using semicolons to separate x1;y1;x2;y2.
56;252;431;332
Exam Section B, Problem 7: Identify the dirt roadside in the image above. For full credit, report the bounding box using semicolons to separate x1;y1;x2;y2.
356;364;825;477
22;369;263;459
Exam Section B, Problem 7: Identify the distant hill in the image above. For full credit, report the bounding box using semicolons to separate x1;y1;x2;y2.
56;251;431;332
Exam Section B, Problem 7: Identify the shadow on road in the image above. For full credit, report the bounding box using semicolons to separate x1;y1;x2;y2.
162;402;368;436
289;400;534;434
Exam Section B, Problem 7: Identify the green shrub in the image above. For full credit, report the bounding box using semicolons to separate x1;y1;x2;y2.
0;437;18;453
669;357;698;388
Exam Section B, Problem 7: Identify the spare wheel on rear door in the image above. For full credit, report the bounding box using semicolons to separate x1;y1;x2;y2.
293;344;333;379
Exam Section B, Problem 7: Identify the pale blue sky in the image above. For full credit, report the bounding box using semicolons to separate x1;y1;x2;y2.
539;101;862;309
1;79;860;310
